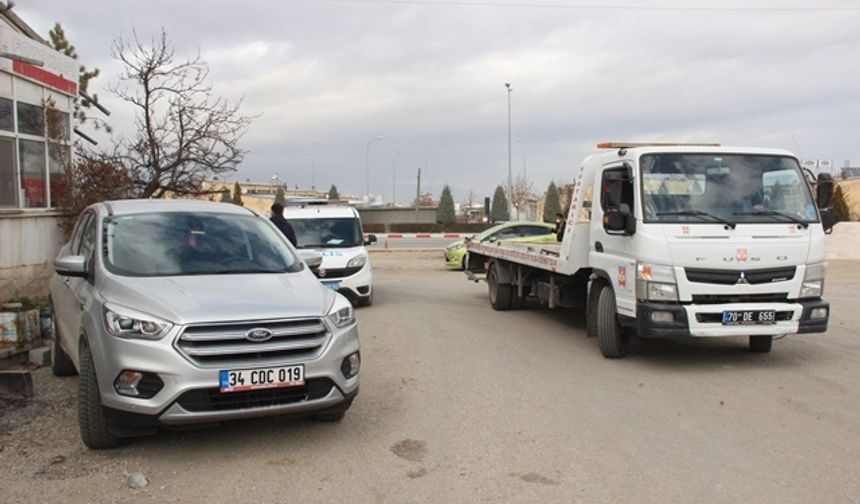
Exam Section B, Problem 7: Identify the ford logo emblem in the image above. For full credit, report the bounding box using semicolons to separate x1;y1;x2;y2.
246;328;273;342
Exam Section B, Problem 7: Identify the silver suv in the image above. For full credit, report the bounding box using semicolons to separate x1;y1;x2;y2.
49;200;360;449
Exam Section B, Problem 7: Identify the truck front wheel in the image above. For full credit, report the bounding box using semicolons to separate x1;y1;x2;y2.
749;335;773;353
595;284;630;358
487;262;513;311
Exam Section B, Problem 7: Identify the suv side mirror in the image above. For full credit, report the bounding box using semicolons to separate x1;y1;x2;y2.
297;250;323;270
816;173;834;209
55;255;88;278
364;234;378;245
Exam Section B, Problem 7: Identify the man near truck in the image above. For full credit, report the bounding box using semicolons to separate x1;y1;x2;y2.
270;203;298;246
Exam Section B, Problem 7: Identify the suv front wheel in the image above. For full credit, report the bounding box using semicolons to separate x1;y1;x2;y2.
78;340;121;449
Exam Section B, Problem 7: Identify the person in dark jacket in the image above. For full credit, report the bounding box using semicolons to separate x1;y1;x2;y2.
270;203;298;246
553;212;566;242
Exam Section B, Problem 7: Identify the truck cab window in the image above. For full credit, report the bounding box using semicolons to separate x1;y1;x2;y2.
600;168;634;212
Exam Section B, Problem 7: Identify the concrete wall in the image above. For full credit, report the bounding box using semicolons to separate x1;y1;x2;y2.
358;208;437;225
0;212;65;300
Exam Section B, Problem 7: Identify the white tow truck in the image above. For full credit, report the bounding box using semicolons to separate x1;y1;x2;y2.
466;143;834;357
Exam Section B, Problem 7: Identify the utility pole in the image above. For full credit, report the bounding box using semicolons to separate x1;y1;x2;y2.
505;83;513;220
415;167;421;221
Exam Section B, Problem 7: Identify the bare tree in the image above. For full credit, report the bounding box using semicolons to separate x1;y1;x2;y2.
109;29;253;198
510;174;534;219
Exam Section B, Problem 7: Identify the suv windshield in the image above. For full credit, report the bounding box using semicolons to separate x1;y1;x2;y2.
641;154;818;225
291;218;363;248
104;212;301;276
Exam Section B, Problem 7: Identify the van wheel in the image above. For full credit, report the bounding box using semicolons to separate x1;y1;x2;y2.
487;262;513;311
595;284;630;358
749;335;773;353
50;307;76;377
78;341;121;449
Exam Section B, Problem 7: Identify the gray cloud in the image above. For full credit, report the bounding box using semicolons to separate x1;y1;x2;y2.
16;0;860;203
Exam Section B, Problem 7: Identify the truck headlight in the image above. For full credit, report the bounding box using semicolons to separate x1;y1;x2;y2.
636;262;679;302
800;261;826;299
104;303;172;340
347;254;367;269
327;298;356;328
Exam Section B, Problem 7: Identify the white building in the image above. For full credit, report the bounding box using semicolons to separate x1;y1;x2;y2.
1;3;79;298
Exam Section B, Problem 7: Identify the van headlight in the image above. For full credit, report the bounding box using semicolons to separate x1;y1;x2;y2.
636;262;678;302
327;298;356;328
800;261;826;299
103;303;172;340
347;254;367;269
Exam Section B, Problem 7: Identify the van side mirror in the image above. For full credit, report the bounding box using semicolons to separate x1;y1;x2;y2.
55;255;88;278
816;173;834;209
364;234;378;245
297;250;323;270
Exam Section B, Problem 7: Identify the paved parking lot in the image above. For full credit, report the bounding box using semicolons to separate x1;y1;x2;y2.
1;251;859;503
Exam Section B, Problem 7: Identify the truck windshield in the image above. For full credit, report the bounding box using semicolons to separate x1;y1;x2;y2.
104;212;301;276
641;154;818;225
291;218;363;248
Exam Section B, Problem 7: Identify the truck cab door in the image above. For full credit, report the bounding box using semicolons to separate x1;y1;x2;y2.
591;162;638;315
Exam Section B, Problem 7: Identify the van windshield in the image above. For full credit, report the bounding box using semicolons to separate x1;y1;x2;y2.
103;212;301;276
641;154;818;225
291;218;363;248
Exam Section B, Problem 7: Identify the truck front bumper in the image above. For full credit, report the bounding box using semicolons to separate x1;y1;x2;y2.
635;299;829;338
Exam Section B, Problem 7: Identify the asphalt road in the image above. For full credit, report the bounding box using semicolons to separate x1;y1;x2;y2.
2;252;859;503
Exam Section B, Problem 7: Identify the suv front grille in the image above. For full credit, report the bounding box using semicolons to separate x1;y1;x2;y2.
176;378;334;412
176;318;329;368
685;267;796;285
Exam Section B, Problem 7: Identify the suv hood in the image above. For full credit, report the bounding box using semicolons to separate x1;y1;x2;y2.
100;270;333;325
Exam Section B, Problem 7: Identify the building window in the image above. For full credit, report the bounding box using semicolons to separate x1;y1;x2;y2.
17;102;45;137
0;137;16;207
49;143;70;206
0;98;12;132
46;107;70;141
19;139;47;208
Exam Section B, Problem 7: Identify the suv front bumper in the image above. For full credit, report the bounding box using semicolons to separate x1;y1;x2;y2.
93;322;360;425
634;299;829;338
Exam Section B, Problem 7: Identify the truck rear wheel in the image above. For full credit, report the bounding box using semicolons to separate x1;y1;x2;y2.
487;262;513;311
749;335;773;353
596;284;629;358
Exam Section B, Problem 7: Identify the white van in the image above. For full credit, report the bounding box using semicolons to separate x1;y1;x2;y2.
282;204;376;306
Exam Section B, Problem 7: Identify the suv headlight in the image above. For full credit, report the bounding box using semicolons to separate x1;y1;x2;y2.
636;262;678;302
103;303;172;340
347;254;367;269
327;298;356;328
800;261;826;299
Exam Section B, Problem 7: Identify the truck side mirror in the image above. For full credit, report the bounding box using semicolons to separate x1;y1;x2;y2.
603;203;636;236
820;208;836;234
816;173;834;209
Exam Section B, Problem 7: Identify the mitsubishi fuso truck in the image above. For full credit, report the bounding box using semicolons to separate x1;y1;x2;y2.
465;143;835;358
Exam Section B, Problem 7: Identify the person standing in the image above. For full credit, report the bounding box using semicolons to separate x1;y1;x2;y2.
270;203;298;247
553;212;566;242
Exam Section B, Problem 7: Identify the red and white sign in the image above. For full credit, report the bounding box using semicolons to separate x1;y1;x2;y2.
0;25;78;96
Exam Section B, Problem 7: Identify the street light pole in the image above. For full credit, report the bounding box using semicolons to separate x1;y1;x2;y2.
505;83;513;220
311;141;318;191
392;149;407;206
518;139;526;180
366;136;384;204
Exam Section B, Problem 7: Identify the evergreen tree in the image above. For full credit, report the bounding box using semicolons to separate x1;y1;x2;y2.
219;188;231;203
328;184;340;200
48;23;108;131
436;185;456;226
232;182;244;206
543;181;562;222
275;186;286;205
491;185;510;222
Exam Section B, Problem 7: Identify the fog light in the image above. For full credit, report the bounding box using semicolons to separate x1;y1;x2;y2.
810;307;828;320
650;311;675;323
114;370;144;397
341;352;361;379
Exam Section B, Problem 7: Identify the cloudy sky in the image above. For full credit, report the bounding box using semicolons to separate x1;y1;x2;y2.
16;0;860;203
